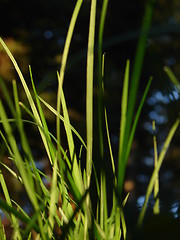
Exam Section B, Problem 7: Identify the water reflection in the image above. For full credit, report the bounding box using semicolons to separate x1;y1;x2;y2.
44;30;53;39
170;201;179;218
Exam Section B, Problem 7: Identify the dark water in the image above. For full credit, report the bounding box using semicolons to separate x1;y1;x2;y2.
1;0;180;236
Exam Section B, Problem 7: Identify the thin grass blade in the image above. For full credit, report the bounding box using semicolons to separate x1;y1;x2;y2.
137;117;180;227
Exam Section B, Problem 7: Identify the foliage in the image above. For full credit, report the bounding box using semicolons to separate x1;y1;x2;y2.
0;0;179;239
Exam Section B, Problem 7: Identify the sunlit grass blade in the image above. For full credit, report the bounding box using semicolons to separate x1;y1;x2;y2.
104;107;116;179
38;95;86;149
0;100;47;239
164;66;180;93
85;0;97;237
57;73;84;194
48;157;59;238
12;80;44;196
29;65;55;165
0;37;52;167
94;220;106;240
57;0;83;154
86;0;96;188
137;116;180;227
152;121;159;215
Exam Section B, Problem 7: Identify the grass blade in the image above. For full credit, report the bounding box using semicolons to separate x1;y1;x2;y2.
56;0;83;153
152;121;160;215
137;116;180;227
164;66;180;93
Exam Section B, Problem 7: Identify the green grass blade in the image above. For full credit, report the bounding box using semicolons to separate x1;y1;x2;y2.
125;0;155;134
118;0;155;198
137;116;180;227
29;66;55;165
125;77;152;161
0;170;21;239
100;172;108;235
0;218;6;240
117;60;130;198
0;100;47;239
119;60;130;161
57;73;84;193
152;121;159;215
85;0;97;238
0;198;41;234
104;107;116;178
117;76;152;198
0;77;16;117
48;157;59;238
86;0;96;188
0;37;52;166
96;0;109;164
39;95;86;149
56;0;83;152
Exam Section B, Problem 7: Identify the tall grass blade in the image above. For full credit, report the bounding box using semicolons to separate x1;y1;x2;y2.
125;0;155;134
117;60;130;198
56;0;83;152
96;0;109;163
57;73;84;194
86;0;96;189
118;0;155;197
85;0;97;238
125;77;152;161
29;66;55;165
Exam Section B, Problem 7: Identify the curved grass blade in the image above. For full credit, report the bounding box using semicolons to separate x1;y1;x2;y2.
0;37;52;168
39;95;86;149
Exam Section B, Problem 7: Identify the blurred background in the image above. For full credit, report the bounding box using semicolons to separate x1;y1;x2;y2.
1;0;180;236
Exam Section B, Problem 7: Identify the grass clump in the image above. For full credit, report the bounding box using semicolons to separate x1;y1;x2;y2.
0;0;179;239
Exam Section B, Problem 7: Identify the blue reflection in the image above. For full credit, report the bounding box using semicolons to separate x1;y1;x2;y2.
165;57;176;66
137;195;145;209
142;156;154;167
44;30;53;39
147;90;170;105
170;201;179;218
137;174;149;183
149;110;168;124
